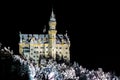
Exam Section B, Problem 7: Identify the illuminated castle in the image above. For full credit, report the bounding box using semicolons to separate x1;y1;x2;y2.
19;9;70;64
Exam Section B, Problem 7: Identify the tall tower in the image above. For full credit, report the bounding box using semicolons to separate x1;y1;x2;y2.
48;9;57;60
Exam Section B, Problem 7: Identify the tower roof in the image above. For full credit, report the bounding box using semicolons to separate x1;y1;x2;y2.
50;8;56;21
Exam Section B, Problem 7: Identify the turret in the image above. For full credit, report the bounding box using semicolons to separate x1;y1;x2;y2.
65;30;70;46
19;31;22;43
49;9;56;30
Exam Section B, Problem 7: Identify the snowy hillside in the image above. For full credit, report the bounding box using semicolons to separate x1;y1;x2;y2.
0;43;119;80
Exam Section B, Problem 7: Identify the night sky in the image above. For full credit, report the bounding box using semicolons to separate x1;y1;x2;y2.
0;0;119;75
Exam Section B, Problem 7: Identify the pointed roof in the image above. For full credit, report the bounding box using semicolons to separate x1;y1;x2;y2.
43;25;46;33
50;8;56;21
65;30;68;36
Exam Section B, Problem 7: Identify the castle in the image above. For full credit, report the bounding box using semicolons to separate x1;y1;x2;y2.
19;9;70;65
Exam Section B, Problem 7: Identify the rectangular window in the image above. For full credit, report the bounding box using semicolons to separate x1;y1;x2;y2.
23;47;30;53
35;47;38;48
24;49;30;52
66;52;68;54
59;52;61;54
41;47;44;49
64;56;67;58
34;51;38;53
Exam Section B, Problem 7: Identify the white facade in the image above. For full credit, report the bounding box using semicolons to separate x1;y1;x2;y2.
19;10;70;65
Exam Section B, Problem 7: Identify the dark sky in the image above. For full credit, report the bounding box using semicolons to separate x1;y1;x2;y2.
0;0;119;75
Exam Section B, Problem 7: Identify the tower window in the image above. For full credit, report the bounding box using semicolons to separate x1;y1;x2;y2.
59;47;62;49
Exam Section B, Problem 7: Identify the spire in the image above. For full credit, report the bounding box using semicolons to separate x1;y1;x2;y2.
19;31;22;38
50;8;56;21
19;31;21;35
65;30;70;45
65;30;68;36
19;31;22;43
51;8;54;16
49;8;57;30
43;25;46;33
